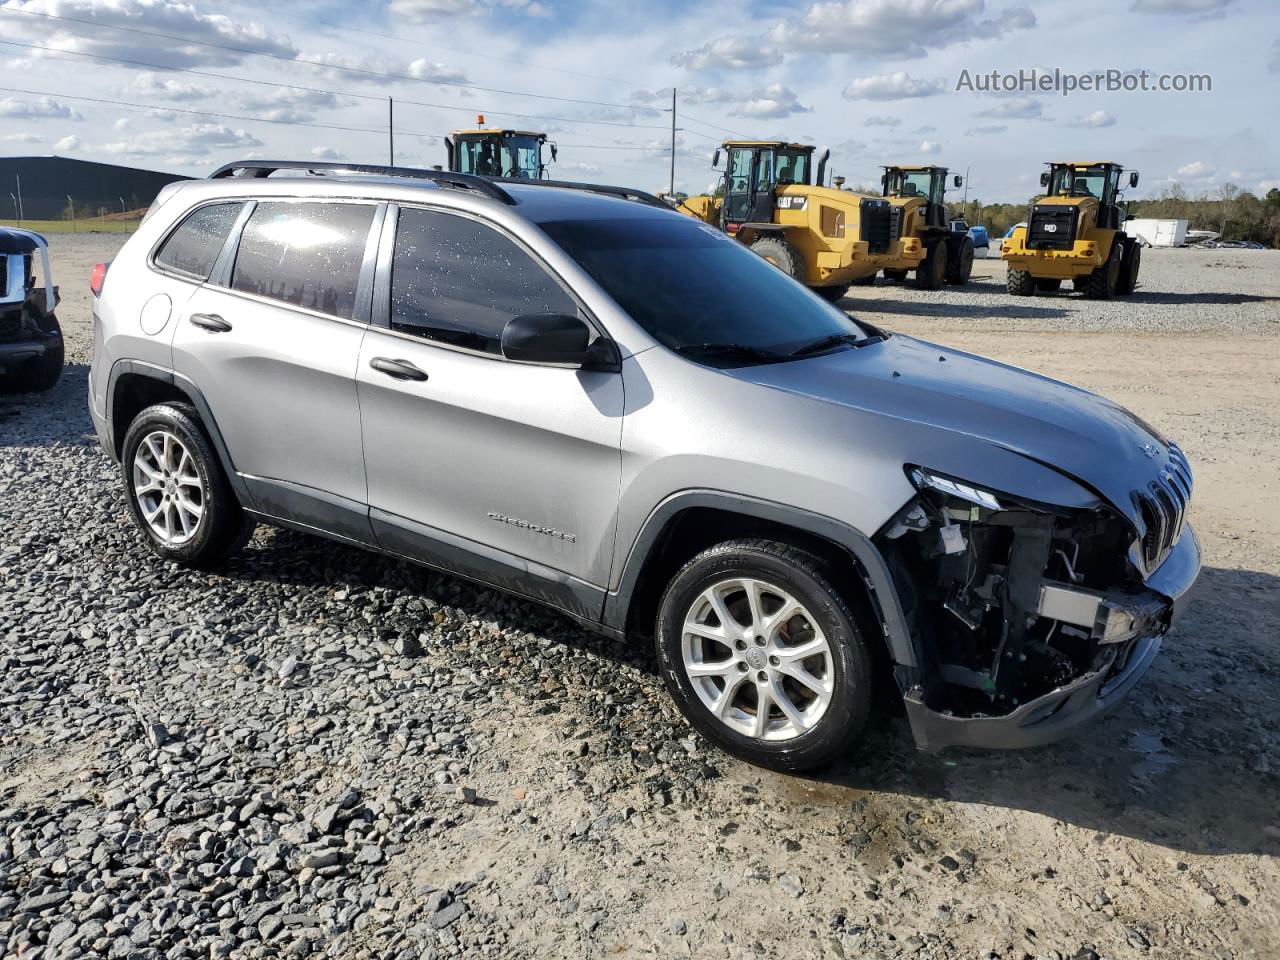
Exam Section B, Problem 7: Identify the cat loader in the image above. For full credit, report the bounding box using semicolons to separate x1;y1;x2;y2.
444;117;556;179
1002;162;1141;299
677;140;925;301
876;165;974;289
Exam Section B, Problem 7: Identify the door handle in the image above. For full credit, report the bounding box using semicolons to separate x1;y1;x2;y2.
370;357;429;382
189;313;232;333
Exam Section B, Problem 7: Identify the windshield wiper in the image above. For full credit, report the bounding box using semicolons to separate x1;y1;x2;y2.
787;332;869;358
675;342;792;364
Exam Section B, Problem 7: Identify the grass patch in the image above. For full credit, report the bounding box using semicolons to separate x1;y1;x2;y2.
0;218;140;234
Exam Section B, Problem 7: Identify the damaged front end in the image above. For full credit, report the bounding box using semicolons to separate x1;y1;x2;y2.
878;463;1199;751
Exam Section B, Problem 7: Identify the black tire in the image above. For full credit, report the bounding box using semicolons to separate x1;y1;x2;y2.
1;311;63;393
849;273;877;286
749;236;803;280
655;539;874;772
944;237;975;285
1034;278;1061;292
914;241;945;290
813;284;847;302
1083;239;1123;300
1117;239;1141;295
1007;267;1037;296
121;402;252;568
882;269;909;282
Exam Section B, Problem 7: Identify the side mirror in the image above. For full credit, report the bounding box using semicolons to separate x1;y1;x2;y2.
550;143;558;162
501;313;612;368
1039;171;1050;188
953;175;963;188
712;149;721;169
1129;171;1139;188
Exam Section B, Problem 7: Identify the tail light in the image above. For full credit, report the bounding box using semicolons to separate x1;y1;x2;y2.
90;261;109;297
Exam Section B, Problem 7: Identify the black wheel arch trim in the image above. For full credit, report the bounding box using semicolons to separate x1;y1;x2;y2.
104;358;255;507
606;490;919;670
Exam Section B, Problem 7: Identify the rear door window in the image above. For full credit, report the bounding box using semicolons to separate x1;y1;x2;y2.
389;207;578;355
154;202;243;280
230;202;377;320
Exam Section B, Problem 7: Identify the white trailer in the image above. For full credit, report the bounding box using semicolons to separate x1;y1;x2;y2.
1125;218;1189;248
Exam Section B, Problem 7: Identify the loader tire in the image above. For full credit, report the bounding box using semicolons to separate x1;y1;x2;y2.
1083;240;1123;300
944;236;974;285
1117;239;1141;295
914;241;945;290
750;236;803;281
1007;268;1037;296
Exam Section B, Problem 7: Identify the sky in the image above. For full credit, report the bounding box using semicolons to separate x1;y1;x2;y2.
0;0;1276;204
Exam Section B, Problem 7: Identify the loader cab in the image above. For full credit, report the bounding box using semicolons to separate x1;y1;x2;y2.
446;125;556;180
1039;162;1137;230
714;141;825;231
882;165;958;231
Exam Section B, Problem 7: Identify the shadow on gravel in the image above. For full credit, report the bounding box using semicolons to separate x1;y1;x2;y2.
0;362;95;448
1124;291;1280;306
813;564;1280;858
839;296;1071;320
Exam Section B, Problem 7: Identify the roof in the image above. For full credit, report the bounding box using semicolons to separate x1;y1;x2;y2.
722;141;814;151
451;129;546;139
1049;161;1125;168
884;165;949;172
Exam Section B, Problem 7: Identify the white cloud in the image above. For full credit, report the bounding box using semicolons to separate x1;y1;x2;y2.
1176;160;1216;179
389;0;549;20
54;134;82;151
1069;110;1116;128
97;123;264;159
131;72;216;103
407;59;470;84
766;0;1036;58
842;71;945;100
4;0;297;69
114;118;131;131
976;96;1042;119
731;85;811;119
1131;0;1234;14
671;35;784;70
965;124;1007;135
0;96;82;121
311;146;345;160
235;88;341;124
865;115;900;127
0;132;43;143
919;140;942;155
558;160;602;175
912;125;936;133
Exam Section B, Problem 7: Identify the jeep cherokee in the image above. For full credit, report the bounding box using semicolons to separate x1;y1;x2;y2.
88;161;1200;771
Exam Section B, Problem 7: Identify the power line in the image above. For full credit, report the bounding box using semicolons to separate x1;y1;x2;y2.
1;7;657;113
0;38;671;132
680;111;749;138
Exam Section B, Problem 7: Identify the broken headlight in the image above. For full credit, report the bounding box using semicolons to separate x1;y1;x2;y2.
908;467;1003;511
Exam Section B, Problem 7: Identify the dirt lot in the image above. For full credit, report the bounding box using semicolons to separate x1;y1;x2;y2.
2;235;1279;960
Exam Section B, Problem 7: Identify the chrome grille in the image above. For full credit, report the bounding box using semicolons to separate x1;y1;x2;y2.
1134;442;1193;571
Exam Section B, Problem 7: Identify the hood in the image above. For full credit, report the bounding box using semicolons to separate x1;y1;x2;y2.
731;333;1175;522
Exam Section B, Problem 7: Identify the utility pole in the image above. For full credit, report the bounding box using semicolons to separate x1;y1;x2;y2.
67;193;75;233
388;97;395;166
15;174;23;223
962;165;970;209
669;88;676;196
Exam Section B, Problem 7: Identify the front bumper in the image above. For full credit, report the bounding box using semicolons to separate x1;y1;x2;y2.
904;523;1201;752
1001;236;1105;278
0;336;56;373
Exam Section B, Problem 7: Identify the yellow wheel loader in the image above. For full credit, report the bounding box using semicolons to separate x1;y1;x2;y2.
876;165;974;290
677;141;924;301
1001;162;1142;299
444;118;556;179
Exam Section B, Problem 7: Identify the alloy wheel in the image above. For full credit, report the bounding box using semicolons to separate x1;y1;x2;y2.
132;429;204;545
680;577;834;741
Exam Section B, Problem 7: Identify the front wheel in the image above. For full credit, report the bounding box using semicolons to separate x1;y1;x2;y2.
749;236;803;280
944;237;974;285
813;284;847;303
1117;240;1141;295
914;241;945;290
655;539;873;772
121;403;252;568
1007;267;1037;295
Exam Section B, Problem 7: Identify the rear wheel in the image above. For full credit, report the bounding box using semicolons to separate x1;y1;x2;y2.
1117;239;1141;295
1034;278;1061;292
882;269;909;282
914;241;945;290
1084;240;1123;300
944;237;974;285
749;236;803;280
655;539;873;772
121;403;252;568
1007;268;1037;296
813;285;847;303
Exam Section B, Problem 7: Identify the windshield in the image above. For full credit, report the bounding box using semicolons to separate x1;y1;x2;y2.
1049;165;1108;199
457;135;542;178
541;216;868;366
774;150;810;185
885;169;938;202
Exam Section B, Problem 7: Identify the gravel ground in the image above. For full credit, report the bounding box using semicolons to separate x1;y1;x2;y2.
2;235;1279;960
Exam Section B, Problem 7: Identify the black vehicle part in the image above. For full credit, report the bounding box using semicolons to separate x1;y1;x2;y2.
914;240;946;290
1007;267;1037;296
1035;278;1062;292
883;268;909;282
749;236;803;280
814;285;847;302
1117;238;1140;295
1083;238;1123;300
944;235;974;285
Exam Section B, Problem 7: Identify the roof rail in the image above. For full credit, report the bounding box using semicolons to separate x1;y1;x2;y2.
484;176;673;210
207;160;515;205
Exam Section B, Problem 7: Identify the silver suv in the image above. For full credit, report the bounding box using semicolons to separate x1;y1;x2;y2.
89;161;1200;771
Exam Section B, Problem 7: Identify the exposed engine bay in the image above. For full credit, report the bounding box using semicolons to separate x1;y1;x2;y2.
878;468;1171;720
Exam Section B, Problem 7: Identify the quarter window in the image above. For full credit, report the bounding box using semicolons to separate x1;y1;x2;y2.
154;202;243;280
231;202;376;320
390;207;578;355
